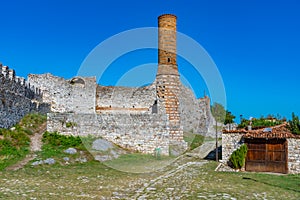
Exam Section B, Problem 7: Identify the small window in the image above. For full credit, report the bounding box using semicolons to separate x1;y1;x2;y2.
168;58;171;63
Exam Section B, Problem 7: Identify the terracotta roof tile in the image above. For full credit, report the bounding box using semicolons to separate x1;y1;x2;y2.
223;123;300;139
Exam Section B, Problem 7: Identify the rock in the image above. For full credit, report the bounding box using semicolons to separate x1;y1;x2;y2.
76;157;87;163
94;155;112;162
44;158;55;165
31;160;43;166
110;150;120;159
64;148;77;154
92;139;113;151
63;157;69;161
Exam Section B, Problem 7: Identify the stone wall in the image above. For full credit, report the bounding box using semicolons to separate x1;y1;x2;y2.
96;84;156;114
28;74;96;113
179;83;214;136
221;132;244;163
47;113;170;155
0;64;49;128
287;138;300;174
222;133;300;174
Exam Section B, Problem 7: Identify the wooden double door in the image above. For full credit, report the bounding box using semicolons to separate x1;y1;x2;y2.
245;138;288;174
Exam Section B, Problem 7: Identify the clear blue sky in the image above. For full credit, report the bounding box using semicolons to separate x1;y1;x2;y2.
1;0;299;121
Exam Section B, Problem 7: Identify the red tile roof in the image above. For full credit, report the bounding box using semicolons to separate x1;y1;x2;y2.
223;123;300;139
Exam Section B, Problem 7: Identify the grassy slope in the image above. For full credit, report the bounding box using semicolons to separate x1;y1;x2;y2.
0;113;46;170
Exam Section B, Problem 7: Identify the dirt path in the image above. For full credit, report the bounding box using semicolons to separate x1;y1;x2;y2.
6;123;47;171
30;123;46;152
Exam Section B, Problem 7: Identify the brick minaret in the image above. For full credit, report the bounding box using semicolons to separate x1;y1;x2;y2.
156;14;183;142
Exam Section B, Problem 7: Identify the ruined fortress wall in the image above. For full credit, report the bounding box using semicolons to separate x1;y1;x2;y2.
47;113;170;155
178;83;214;135
96;84;156;114
0;65;48;128
28;74;96;113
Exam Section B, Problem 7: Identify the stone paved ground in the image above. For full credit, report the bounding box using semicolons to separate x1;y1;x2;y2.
1;155;300;199
1;140;299;199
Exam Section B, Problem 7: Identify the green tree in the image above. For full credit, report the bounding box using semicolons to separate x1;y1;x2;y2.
224;110;235;125
211;102;226;124
238;118;249;129
211;102;226;162
287;112;300;135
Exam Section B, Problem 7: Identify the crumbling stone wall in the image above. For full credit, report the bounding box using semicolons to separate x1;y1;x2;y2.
28;74;96;113
47;113;170;155
287;138;300;174
96;84;156;114
0;64;49;128
179;83;214;136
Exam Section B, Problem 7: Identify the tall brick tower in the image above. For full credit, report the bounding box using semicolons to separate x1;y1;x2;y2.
156;14;186;151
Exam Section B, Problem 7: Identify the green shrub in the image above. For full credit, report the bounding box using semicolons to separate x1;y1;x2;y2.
238;116;283;129
229;144;248;169
42;131;83;149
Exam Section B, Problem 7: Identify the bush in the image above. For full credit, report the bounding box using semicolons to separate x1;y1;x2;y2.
238;116;283;129
42;131;83;149
229;144;248;169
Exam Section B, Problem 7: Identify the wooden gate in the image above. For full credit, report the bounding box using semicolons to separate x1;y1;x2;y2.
245;138;287;174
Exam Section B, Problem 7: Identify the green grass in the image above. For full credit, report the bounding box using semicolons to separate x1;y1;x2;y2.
105;153;175;173
183;132;205;150
0;113;46;170
33;131;94;164
1;116;299;199
0;159;299;199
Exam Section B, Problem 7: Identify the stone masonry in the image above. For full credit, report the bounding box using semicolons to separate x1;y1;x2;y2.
221;132;244;163
156;14;184;144
0;64;50;128
47;113;170;155
28;74;96;114
96;84;156;114
287;138;300;174
1;14;215;156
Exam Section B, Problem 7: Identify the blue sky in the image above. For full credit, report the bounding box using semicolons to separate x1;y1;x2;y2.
0;0;299;121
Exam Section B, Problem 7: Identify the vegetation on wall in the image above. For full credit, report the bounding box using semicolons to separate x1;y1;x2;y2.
229;144;248;169
65;121;77;128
